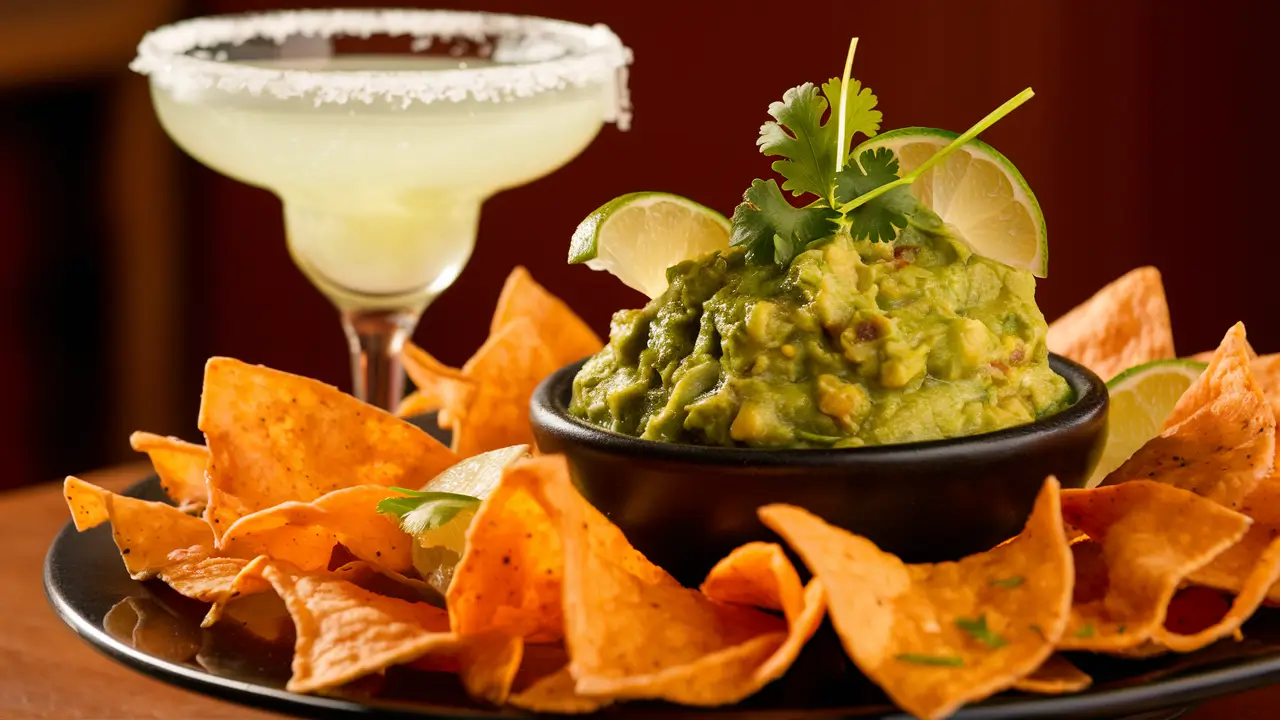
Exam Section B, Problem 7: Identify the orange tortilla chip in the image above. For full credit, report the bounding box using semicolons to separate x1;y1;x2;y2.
1046;266;1175;381
1254;353;1280;421
701;541;805;621
129;431;209;511
546;465;820;707
509;666;610;714
491;266;602;365
1059;482;1250;652
451;319;560;458
1103;323;1276;508
1012;654;1092;694
400;342;473;425
157;546;249;603
198;357;457;535
63;477;212;579
447;457;566;642
231;557;461;694
1192;475;1280;604
760;477;1072;720
218;485;413;574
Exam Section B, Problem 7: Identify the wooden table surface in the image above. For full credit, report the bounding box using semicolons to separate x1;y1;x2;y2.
2;465;1277;719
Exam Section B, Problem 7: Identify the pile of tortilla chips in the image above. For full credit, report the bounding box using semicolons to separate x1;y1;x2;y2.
64;265;1280;720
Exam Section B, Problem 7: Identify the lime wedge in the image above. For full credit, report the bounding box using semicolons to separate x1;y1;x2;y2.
1085;359;1207;489
408;444;528;593
854;127;1048;277
569;192;730;298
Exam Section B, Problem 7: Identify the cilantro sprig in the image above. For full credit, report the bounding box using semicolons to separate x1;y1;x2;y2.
728;39;1035;266
376;487;481;535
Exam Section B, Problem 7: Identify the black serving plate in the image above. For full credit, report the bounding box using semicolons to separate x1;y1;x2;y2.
43;420;1280;719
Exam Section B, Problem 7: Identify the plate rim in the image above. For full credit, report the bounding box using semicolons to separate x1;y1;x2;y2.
42;475;1280;720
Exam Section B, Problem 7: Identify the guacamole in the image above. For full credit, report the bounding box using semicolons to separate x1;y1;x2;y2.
569;227;1071;448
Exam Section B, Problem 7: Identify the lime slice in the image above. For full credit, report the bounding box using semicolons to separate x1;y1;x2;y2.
1085;359;1207;489
854;127;1048;277
569;192;730;298
407;444;529;593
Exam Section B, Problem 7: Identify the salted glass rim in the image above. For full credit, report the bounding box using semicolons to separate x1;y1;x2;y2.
131;9;632;123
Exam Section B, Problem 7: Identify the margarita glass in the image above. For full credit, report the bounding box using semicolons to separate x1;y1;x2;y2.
131;9;631;409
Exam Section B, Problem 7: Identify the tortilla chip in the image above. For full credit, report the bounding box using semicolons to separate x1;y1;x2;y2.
198;358;457;535
1103;323;1276;508
548;466;817;707
1046;266;1175;381
218;485;412;574
63;477;213;579
1058;481;1250;652
760;477;1072;720
1012;654;1092;694
1192;475;1280;604
451;319;560;458
129;432;209;511
491;266;603;365
157;546;249;603
229;557;457;693
447;457;566;642
701;541;804;621
400;343;473;426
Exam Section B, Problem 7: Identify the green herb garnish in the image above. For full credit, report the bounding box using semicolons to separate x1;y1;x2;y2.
376;487;481;535
728;39;1035;266
896;653;964;667
990;576;1025;589
955;615;1009;649
1074;623;1096;639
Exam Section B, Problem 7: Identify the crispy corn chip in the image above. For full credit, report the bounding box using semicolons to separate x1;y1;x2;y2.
198;358;458;536
451;319;560;458
1059;482;1250;652
1046;266;1175;381
760;477;1072;720
509;666;610;714
63;477;212;579
129;432;209;511
157;546;249;603
447;457;566;642
1012;654;1092;694
218;485;412;574
1103;324;1276;508
1192;475;1280;604
490;266;602;364
230;557;456;694
400;343;473;425
700;541;804;621
1190;340;1258;364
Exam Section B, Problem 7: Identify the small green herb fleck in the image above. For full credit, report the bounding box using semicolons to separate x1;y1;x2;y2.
989;576;1025;589
896;653;964;667
1117;624;1126;634
376;488;481;536
955;615;1009;649
1074;623;1096;639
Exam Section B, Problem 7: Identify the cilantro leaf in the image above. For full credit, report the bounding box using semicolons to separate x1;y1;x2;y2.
955;615;1009;649
834;148;941;243
758;79;880;200
990;576;1025;589
729;179;838;265
834;147;900;203
820;76;882;156
896;653;964;667
376;488;481;536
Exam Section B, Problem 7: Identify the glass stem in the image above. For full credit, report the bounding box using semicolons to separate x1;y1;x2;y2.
341;308;419;411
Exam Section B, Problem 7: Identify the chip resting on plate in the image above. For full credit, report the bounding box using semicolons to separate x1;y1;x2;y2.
1058;481;1268;653
1046;266;1175;381
199;357;457;535
760;477;1072;720
1101;323;1275;508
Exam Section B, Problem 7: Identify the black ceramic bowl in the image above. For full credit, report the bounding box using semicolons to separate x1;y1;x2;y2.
531;354;1108;586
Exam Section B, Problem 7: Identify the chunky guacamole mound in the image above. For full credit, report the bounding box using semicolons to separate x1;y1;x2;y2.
569;228;1071;448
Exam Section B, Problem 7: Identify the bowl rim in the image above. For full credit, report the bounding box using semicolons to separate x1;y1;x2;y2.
530;353;1108;468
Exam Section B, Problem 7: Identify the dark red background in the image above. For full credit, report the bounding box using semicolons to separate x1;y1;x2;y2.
2;0;1277;484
